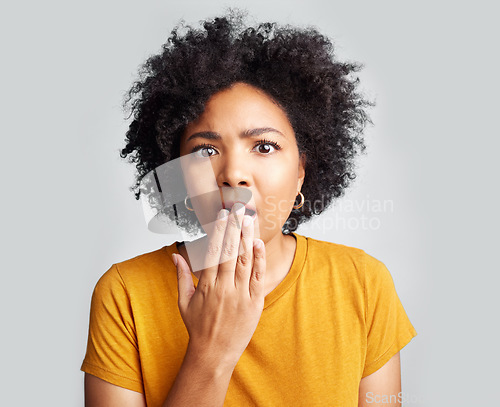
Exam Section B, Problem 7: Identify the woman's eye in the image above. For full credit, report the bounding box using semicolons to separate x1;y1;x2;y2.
254;143;278;154
192;141;280;157
193;145;218;158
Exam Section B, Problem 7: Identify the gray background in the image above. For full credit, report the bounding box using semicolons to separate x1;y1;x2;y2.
1;0;498;405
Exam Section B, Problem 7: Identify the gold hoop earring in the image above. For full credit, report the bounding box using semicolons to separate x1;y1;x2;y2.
293;191;304;209
184;195;194;211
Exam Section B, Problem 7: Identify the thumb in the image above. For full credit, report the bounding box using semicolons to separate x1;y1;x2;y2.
173;253;195;312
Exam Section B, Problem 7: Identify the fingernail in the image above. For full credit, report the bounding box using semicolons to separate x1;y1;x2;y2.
254;239;263;249
218;209;229;219
172;253;178;266
233;202;245;214
243;215;252;227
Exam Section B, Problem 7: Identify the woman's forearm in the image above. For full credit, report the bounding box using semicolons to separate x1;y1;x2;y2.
162;346;237;407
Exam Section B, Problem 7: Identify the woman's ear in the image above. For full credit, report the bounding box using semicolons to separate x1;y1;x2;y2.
297;153;306;191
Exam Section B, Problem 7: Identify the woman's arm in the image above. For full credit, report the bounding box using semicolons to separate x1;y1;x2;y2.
85;347;236;407
84;374;146;407
358;352;401;407
162;206;266;406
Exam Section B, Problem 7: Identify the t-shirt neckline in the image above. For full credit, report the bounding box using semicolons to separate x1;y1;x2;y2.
165;232;307;309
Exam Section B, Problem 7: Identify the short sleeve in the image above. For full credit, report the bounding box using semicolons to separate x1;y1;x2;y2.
80;264;144;393
362;254;417;378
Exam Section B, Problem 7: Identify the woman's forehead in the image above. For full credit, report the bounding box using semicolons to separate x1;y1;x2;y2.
182;82;295;141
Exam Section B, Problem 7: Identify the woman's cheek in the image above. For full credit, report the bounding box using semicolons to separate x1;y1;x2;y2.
261;195;292;232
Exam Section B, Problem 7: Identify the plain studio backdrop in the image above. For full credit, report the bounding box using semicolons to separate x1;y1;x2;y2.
1;0;498;405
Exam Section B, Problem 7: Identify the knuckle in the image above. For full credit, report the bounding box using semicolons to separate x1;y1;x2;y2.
198;281;211;295
215;220;227;233
214;286;228;301
214;283;236;302
222;241;238;257
237;252;250;267
206;241;221;256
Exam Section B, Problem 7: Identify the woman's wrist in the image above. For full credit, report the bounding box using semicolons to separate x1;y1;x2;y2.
185;341;239;373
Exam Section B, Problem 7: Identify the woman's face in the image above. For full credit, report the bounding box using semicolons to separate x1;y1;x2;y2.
179;82;305;243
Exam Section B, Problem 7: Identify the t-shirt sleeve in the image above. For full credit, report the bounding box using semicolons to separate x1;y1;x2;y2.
362;253;417;378
80;264;144;393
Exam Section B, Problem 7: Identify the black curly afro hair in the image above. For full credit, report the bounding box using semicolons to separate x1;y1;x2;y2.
120;9;372;235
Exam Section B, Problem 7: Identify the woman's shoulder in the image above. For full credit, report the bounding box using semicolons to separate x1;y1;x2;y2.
296;234;395;300
116;243;175;270
296;233;388;276
297;233;372;260
95;242;178;289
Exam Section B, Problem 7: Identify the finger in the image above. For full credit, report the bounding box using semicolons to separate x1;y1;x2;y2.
218;203;246;285
198;208;229;286
249;239;266;300
234;214;254;292
174;253;196;313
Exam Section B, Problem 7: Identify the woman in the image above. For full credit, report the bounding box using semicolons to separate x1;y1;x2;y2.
81;11;417;406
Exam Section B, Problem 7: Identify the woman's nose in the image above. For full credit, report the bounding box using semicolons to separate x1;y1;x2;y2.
216;153;250;187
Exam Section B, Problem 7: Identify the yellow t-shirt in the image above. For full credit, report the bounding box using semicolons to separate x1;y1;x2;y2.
81;233;417;406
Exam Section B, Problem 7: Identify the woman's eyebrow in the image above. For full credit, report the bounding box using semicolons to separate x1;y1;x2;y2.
186;127;285;142
243;127;285;138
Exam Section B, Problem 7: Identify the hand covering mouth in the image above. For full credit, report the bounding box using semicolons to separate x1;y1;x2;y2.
222;200;257;218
